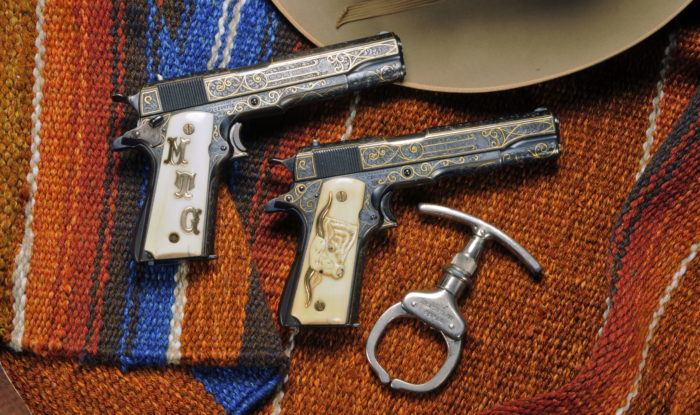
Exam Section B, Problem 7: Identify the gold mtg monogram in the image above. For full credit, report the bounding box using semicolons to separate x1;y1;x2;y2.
166;121;202;238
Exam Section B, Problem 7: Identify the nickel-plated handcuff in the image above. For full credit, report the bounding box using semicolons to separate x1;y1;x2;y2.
366;203;542;392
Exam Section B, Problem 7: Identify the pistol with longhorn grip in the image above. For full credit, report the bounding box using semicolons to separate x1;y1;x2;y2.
111;33;404;263
265;109;561;327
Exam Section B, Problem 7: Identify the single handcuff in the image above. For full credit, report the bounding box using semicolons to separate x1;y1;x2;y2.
366;203;542;393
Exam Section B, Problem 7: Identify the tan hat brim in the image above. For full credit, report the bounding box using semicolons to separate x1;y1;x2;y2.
272;0;691;93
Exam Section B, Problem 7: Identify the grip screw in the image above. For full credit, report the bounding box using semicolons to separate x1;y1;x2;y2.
183;123;195;135
314;301;326;311
169;233;180;243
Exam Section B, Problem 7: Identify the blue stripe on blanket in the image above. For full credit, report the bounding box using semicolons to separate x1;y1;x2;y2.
117;0;284;412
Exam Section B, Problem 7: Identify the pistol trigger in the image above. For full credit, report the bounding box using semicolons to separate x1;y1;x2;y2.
379;191;397;229
229;122;248;159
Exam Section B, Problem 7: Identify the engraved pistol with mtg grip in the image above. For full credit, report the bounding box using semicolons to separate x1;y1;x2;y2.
265;109;561;327
111;33;405;263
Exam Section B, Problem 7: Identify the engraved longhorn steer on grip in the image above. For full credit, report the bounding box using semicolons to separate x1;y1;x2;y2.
265;109;561;327
111;33;405;263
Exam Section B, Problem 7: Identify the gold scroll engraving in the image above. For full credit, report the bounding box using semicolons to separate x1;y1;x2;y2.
294;153;317;180
359;116;555;170
204;39;399;101
280;180;322;213
377;156;468;185
480;118;555;147
224;79;337;116
140;88;162;115
528;142;558;158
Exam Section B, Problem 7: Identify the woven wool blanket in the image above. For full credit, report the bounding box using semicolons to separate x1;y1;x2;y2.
1;0;297;413
2;0;700;414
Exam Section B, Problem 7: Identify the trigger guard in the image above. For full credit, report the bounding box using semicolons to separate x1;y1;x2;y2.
228;122;248;158
379;191;396;229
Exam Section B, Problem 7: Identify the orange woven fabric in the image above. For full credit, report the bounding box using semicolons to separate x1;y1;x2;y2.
0;0;286;369
0;0;35;342
1;0;291;412
627;260;700;414
0;350;224;414
253;15;699;414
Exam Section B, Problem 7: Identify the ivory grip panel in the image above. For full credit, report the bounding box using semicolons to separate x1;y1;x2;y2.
143;112;213;260
291;178;366;325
